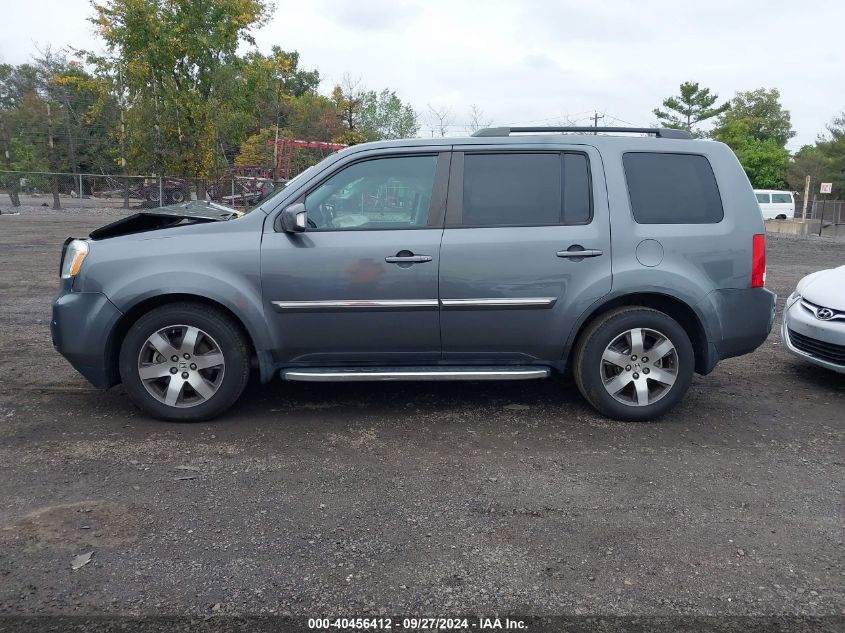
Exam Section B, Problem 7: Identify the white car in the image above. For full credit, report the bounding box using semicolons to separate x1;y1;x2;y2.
782;266;845;373
755;189;794;220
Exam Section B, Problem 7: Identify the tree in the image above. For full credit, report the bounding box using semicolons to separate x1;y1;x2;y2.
466;104;492;135
712;88;794;146
813;111;845;197
653;81;729;135
786;145;829;212
332;74;365;132
89;0;272;180
358;89;418;141
715;118;788;189
0;63;48;206
426;104;453;137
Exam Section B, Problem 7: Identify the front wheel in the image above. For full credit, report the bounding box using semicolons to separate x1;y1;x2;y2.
119;303;251;421
573;307;694;422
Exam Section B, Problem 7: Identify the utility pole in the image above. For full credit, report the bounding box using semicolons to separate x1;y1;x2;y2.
802;174;811;220
592;111;604;134
46;101;61;210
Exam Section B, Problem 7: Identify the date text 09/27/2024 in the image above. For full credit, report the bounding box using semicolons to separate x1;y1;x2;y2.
307;617;527;630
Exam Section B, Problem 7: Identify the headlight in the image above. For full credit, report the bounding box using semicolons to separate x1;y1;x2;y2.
60;239;90;279
785;291;801;309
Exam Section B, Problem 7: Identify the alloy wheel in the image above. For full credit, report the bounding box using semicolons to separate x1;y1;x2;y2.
600;327;678;407
137;324;225;408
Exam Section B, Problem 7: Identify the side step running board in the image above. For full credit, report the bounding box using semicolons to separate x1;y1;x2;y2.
282;366;550;382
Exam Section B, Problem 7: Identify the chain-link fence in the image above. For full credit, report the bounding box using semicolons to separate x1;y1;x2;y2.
794;197;845;224
0;170;286;213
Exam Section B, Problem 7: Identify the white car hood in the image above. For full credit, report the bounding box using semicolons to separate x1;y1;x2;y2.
801;265;845;311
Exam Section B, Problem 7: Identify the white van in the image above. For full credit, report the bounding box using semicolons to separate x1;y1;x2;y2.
754;189;794;220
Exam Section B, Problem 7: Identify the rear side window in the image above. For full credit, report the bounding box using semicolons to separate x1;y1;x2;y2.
771;193;792;204
623;152;724;224
756;193;770;203
460;152;591;227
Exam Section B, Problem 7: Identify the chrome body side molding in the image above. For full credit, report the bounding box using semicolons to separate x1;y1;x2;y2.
272;297;557;311
272;299;439;312
439;297;557;309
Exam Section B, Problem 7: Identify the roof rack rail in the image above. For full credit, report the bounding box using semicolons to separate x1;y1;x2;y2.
471;126;693;140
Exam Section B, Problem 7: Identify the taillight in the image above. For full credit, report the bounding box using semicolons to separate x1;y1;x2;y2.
751;233;766;287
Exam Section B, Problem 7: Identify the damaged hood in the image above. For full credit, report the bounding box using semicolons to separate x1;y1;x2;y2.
89;201;242;240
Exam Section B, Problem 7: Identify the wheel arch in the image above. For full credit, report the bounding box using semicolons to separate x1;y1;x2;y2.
106;293;271;387
564;292;713;375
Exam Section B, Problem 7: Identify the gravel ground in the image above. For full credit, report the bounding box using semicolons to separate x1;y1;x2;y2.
0;208;843;627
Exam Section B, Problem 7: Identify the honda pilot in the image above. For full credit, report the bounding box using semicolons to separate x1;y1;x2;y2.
52;126;776;422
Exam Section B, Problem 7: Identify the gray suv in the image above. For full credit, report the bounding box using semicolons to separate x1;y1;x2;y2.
52;126;776;422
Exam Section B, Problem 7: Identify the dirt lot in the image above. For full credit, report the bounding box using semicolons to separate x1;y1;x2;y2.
0;209;843;627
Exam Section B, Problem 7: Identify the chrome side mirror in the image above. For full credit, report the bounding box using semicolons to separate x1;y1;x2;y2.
281;203;307;233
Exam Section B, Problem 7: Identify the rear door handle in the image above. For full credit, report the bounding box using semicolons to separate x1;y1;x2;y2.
385;255;433;264
556;248;603;258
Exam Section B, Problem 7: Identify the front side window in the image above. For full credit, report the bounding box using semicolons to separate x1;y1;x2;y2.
459;152;591;227
623;152;724;224
305;155;437;230
756;193;771;204
771;193;792;204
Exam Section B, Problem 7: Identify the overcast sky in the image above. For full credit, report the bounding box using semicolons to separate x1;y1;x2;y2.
2;0;842;150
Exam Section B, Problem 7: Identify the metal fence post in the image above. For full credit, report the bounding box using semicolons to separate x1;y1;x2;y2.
159;177;163;208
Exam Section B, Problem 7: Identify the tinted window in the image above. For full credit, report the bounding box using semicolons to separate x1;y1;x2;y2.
771;193;792;204
460;153;591;226
305;155;437;230
756;193;770;204
623;153;724;224
564;153;591;224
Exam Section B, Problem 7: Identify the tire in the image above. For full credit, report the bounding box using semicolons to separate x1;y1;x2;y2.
573;307;694;422
142;189;162;209
776;213;787;220
167;188;187;204
119;303;251;422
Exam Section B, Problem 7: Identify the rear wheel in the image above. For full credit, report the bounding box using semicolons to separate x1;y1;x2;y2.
573;307;694;421
119;303;250;421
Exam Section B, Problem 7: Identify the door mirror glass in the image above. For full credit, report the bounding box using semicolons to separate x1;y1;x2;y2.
281;203;307;233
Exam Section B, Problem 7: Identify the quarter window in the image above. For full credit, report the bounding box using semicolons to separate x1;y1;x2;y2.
623;152;724;224
459;152;591;227
304;155;438;230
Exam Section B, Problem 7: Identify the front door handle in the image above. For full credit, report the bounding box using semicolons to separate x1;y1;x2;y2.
556;247;603;259
385;254;433;264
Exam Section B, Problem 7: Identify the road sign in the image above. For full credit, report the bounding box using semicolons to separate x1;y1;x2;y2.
820;182;832;194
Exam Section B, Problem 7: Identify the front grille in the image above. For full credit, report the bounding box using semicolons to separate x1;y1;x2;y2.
788;329;845;365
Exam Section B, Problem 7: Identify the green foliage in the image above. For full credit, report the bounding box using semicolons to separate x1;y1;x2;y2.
358;89;419;141
1;3;421;182
89;0;273;177
330;78;418;142
806;111;845;197
653;81;730;135
710;88;797;189
785;145;829;194
712;88;794;146
715;118;788;188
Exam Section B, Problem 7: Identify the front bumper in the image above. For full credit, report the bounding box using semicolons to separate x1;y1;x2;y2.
51;290;124;388
781;299;845;373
